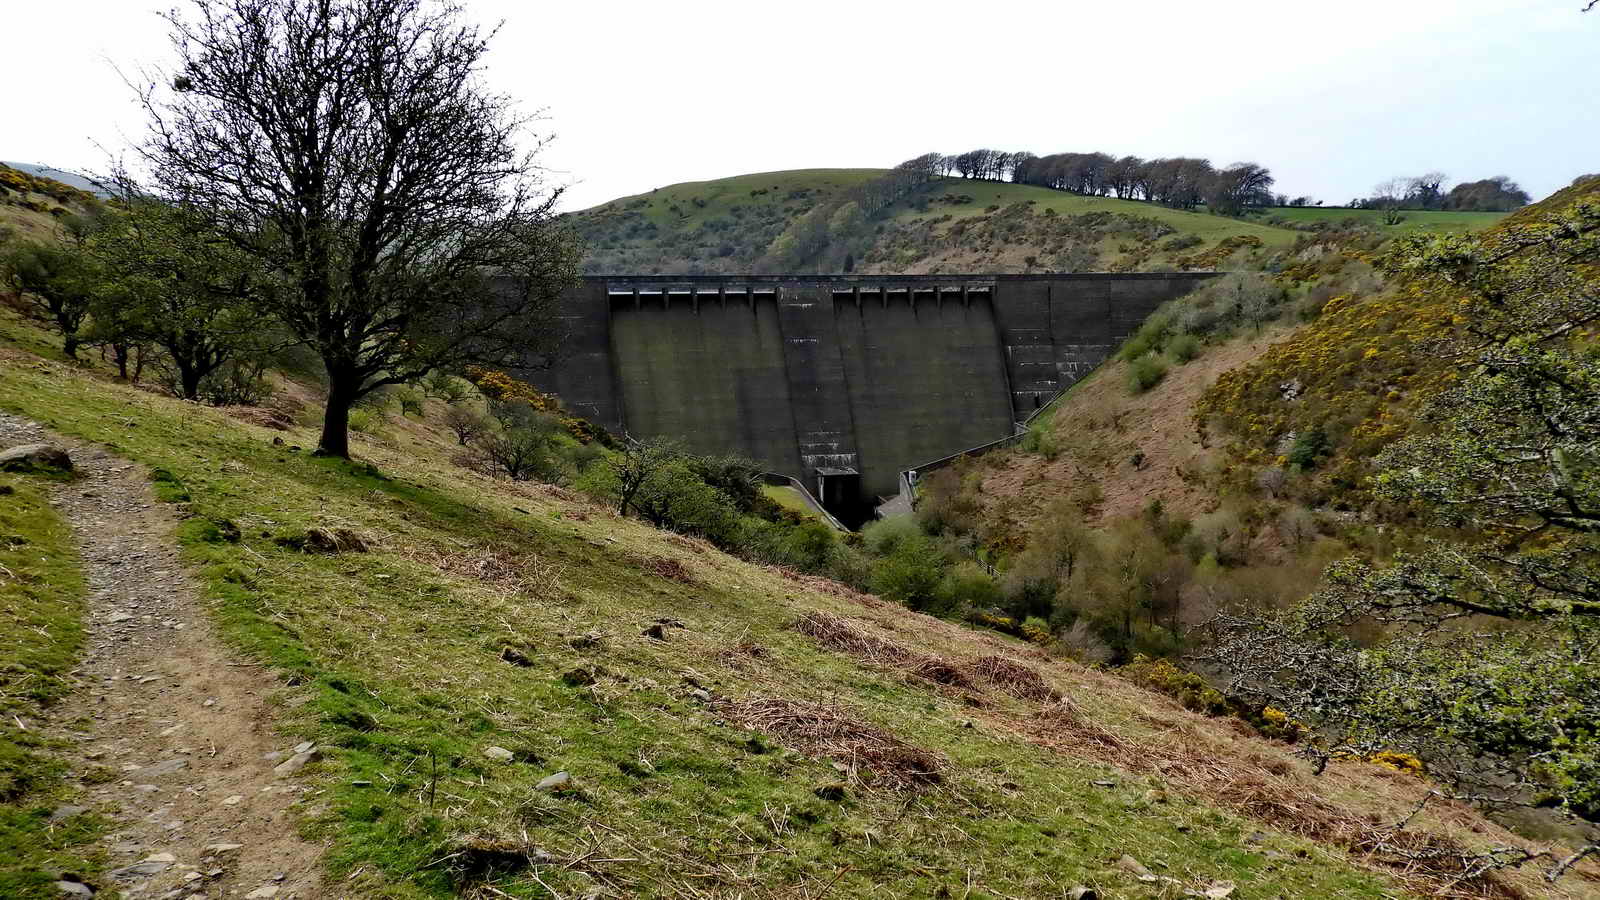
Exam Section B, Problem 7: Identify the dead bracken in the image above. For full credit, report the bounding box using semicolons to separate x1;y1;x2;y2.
275;525;370;554
413;543;561;597
725;697;944;789
970;655;1060;702
795;611;1058;701
793;611;911;664
1028;699;1524;899
638;554;694;583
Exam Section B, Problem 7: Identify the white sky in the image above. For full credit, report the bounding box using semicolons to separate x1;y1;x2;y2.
6;0;1596;211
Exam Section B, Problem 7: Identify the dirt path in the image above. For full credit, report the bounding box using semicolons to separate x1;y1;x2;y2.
0;413;327;900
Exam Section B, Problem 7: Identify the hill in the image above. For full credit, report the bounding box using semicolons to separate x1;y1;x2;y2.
566;169;1503;276
0;162;100;239
1;300;1594;897
0;162;109;198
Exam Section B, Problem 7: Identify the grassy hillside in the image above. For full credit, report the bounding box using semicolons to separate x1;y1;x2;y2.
0;163;99;240
1;306;1588;898
567;169;1504;276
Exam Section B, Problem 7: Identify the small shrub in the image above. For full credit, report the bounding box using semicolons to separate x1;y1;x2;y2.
1126;353;1169;393
1287;426;1329;470
195;358;273;407
1167;332;1200;363
443;406;492;446
936;563;1000;615
1058;620;1114;665
870;536;947;612
861;515;923;557
396;389;425;418
347;407;381;434
1367;750;1424;776
1019;426;1059;459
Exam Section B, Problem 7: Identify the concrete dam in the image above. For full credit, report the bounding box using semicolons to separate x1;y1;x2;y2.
526;273;1214;520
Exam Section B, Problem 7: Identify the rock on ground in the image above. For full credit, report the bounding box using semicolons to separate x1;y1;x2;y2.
0;441;72;472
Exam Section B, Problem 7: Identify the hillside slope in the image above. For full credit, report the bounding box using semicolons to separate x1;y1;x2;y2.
1;307;1593;898
567;169;1502;276
0;162;100;240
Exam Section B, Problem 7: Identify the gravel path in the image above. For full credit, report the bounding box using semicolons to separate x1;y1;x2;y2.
1;414;327;900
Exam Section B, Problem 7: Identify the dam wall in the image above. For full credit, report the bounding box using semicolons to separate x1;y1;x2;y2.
526;273;1214;515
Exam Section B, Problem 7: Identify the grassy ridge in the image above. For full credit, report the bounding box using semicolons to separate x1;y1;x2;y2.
0;317;1419;898
0;471;105;900
888;178;1295;245
569;169;1506;277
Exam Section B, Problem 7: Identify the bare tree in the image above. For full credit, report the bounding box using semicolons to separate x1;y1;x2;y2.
442;405;491;446
137;0;581;457
1370;177;1409;225
609;437;683;517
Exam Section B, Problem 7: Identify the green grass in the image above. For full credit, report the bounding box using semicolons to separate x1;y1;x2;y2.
761;484;820;520
895;177;1298;246
1253;206;1506;235
0;472;106;900
0;320;1405;897
577;168;882;231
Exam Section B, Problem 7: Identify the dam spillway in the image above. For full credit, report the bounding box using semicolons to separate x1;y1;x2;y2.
526;273;1215;520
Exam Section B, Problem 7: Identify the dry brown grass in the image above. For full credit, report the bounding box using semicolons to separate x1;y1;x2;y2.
906;656;975;688
634;554;695;584
970;654;1059;702
795;612;1065;704
220;404;296;431
410;542;563;598
302;525;370;553
1026;698;1523;899
724;697;944;790
793;611;910;664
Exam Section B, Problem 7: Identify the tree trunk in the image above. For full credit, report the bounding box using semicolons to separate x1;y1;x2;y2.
179;363;203;401
112;343;131;380
63;334;80;360
317;384;356;458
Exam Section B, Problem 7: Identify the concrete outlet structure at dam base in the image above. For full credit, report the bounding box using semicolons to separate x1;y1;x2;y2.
527;273;1215;524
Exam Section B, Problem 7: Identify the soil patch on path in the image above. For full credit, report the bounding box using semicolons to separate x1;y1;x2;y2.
0;413;326;899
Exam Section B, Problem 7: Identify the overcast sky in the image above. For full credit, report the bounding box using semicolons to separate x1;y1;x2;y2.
6;0;1596;211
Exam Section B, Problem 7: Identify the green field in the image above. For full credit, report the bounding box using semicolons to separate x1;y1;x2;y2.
578;168;881;229
761;483;821;519
894;177;1300;246
1253;206;1506;234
